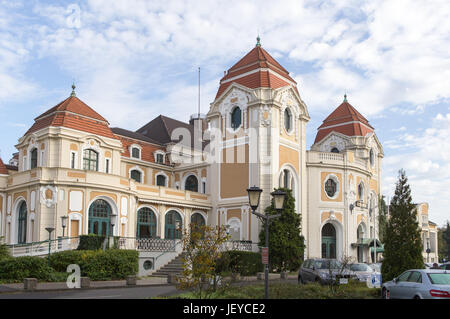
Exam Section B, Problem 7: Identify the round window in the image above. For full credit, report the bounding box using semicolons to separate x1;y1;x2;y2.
325;178;337;198
143;260;153;270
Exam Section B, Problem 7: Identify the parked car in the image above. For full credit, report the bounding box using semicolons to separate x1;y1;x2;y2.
381;269;450;299
298;258;355;285
348;263;379;282
440;262;450;270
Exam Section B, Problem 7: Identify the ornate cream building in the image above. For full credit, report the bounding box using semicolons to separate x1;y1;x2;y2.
0;40;389;263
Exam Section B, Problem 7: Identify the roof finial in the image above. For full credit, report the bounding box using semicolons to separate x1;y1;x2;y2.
71;82;76;97
256;34;261;47
344;93;347;102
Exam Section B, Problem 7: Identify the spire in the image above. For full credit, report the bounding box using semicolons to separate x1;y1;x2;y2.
71;82;76;97
256;35;261;47
344;93;347;102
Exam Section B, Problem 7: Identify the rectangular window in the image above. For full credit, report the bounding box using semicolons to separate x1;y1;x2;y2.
71;152;76;169
131;147;140;159
156;153;164;163
105;159;110;174
202;182;206;194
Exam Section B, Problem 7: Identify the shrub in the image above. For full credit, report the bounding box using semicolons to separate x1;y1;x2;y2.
77;234;106;250
49;249;138;281
217;251;263;276
0;256;54;281
0;238;10;261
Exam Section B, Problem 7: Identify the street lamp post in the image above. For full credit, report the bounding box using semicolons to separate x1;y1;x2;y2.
247;186;286;300
61;216;67;238
45;227;55;265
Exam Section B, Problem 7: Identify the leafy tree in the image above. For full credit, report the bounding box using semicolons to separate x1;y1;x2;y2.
377;195;389;243
439;221;450;262
381;169;423;282
176;224;230;299
259;188;305;272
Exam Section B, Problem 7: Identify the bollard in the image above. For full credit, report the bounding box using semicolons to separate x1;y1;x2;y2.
80;277;90;288
24;278;38;291
126;275;137;286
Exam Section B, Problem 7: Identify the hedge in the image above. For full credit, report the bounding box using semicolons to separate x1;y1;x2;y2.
49;249;139;281
77;234;107;250
0;256;54;281
216;251;263;276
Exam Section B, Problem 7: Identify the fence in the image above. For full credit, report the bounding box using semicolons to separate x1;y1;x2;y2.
7;237;80;257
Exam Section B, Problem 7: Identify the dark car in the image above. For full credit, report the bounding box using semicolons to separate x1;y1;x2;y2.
298;258;355;285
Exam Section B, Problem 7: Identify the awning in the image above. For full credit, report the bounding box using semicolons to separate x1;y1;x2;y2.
370;244;384;253
351;238;383;248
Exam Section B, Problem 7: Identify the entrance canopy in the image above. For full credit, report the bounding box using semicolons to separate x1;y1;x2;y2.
351;238;382;248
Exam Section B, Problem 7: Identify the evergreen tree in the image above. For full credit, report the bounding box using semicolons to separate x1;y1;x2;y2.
378;195;388;243
442;221;450;262
258;188;305;272
381;169;423;282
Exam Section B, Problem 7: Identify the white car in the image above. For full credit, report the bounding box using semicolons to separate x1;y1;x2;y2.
348;263;379;282
382;269;450;299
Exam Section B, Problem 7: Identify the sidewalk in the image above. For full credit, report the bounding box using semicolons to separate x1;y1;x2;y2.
0;274;298;294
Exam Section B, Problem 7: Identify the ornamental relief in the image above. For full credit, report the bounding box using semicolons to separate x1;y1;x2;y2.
219;88;251;117
40;185;58;208
319;134;347;153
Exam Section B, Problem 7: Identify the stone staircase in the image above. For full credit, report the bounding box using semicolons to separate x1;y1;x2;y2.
152;253;185;277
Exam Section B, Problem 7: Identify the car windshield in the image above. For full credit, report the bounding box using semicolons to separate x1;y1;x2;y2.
315;260;342;270
427;273;450;285
350;264;371;272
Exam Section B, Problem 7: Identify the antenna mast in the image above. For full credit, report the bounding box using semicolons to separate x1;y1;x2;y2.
198;67;201;119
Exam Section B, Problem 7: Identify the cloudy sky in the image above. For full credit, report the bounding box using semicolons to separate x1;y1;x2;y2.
1;0;449;226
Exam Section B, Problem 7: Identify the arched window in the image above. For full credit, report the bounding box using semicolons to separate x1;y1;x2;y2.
137;207;157;238
165;210;182;239
284;108;292;132
325;178;337;197
88;199;111;236
130;170;142;183
321;223;336;259
83;149;98;171
228;218;241;241
369;148;374;166
231;107;242;130
358;182;365;200
191;213;206;238
156;174;167;187
283;169;290;189
131;147;141;159
30;148;38;169
185;175;198;192
331;147;339;153
17;201;27;244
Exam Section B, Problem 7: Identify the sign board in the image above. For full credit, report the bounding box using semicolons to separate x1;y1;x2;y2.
339;278;348;285
367;273;382;288
261;247;269;265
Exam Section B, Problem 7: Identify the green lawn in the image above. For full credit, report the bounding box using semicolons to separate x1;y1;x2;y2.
163;281;381;299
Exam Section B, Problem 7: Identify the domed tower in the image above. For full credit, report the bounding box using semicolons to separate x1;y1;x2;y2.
206;38;310;244
307;95;383;262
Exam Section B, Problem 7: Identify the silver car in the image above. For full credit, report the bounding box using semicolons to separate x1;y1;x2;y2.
382;269;450;299
348;263;379;282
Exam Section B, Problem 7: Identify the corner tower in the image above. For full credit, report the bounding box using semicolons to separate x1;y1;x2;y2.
207;39;310;244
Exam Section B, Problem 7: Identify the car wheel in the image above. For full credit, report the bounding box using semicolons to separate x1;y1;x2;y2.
298;275;305;285
413;295;421;300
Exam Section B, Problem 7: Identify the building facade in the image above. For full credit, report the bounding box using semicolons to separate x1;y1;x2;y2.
0;40;416;263
415;203;439;263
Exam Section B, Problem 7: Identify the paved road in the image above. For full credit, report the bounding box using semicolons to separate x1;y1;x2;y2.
0;285;179;299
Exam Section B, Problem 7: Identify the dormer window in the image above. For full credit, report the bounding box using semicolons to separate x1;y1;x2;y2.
83;149;98;171
154;150;166;164
131;147;140;159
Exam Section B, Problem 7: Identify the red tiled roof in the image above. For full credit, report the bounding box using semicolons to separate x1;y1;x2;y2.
314;100;374;144
215;45;296;99
0;157;8;175
25;96;119;140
